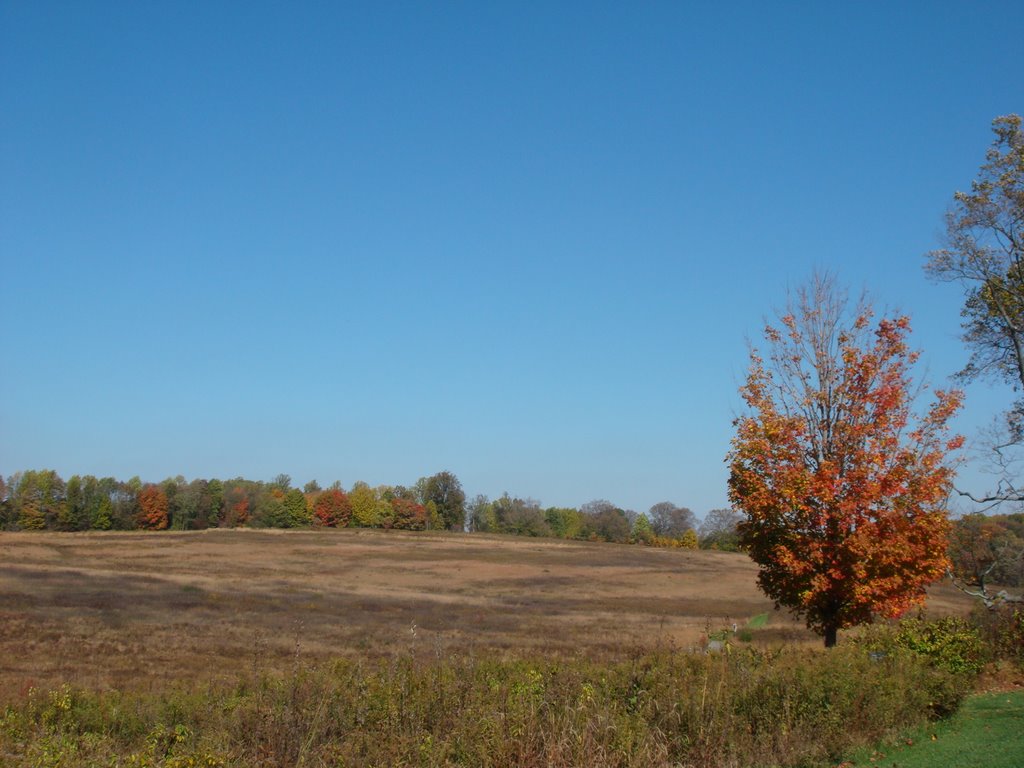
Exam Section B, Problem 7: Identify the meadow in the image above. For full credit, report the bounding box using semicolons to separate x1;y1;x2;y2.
0;529;984;767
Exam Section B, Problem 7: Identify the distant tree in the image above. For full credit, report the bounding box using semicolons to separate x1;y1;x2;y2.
679;529;699;549
11;470;66;530
580;500;631;543
349;482;379;527
303;479;321;494
492;494;549;536
631;513;654;544
648;502;698;539
159;476;186;529
728;274;962;646
422;471;466;531
0;475;10;529
206;478;224;527
136;484;169;530
111;477;142;529
173;478;213;530
313;488;352;527
92;498;113;530
272;473;292;491
699;508;744;551
253;486;288;528
64;475;110;531
467;494;496;532
389;497;427;530
223;483;251;527
62;475;85;530
545;506;584;539
283;488;311;527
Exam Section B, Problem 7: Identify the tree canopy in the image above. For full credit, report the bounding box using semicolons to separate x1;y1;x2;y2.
926;114;1024;504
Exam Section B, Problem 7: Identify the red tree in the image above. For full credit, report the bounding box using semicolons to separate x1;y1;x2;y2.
388;497;427;530
728;276;963;646
136;484;169;530
313;489;352;527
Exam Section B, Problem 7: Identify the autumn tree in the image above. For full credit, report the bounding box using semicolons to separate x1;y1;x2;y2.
283;488;311;527
388;497;427;530
313;488;352;527
728;275;963;647
221;483;253;527
136;484;169;530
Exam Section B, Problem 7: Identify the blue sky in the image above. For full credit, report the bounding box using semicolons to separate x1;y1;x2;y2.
1;2;1021;516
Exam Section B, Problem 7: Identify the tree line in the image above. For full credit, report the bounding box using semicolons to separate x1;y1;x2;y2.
0;468;742;549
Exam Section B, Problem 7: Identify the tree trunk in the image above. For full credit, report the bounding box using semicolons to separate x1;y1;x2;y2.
824;624;838;648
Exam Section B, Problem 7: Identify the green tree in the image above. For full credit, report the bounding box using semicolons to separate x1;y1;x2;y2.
10;470;66;530
92;498;113;530
631;513;654;544
468;494;496;532
207;479;224;527
283;488;311;527
422;471;466;531
493;494;549;536
545;506;583;539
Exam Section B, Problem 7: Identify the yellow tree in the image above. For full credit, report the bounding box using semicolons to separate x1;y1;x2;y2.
728;275;963;646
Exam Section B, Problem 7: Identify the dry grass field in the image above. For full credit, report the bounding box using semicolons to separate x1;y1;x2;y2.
0;528;973;701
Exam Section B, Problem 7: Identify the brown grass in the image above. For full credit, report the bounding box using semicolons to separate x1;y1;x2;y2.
0;528;973;700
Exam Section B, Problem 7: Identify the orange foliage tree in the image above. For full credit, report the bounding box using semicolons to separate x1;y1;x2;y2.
727;275;963;647
388;497;427;530
136;484;169;530
313;488;352;527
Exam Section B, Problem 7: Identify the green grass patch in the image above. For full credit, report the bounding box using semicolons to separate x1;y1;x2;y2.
746;612;770;629
842;690;1024;768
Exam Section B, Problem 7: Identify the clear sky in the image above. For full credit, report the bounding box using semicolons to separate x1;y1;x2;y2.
1;2;1021;517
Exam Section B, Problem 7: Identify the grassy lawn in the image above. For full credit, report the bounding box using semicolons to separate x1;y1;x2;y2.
842;690;1024;768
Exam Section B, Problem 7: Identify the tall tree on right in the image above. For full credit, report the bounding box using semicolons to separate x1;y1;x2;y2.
926;114;1024;503
728;274;963;647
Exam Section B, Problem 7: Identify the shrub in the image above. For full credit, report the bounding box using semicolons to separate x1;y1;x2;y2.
893;616;986;676
971;604;1024;667
0;643;972;768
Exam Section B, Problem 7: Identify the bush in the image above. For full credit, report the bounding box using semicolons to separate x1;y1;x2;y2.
893;616;986;677
971;605;1024;667
0;642;973;768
